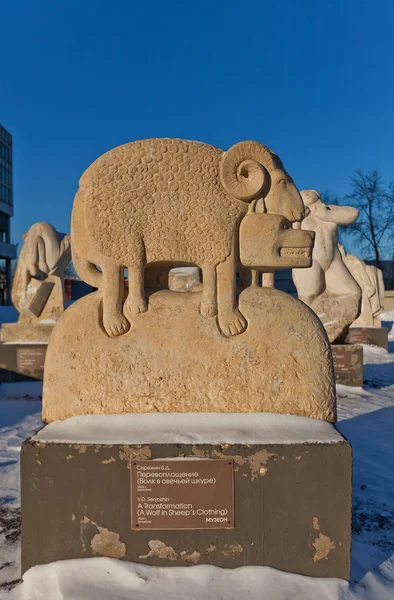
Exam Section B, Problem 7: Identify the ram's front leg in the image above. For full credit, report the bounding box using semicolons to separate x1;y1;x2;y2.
200;265;217;317
102;259;130;337
217;237;247;337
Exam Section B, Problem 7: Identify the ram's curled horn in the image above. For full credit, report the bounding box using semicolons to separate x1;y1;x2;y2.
220;141;277;202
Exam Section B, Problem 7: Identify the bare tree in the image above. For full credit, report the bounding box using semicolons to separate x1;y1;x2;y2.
344;169;394;273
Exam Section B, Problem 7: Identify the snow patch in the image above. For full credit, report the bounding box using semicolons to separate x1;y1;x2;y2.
33;412;343;445
7;558;353;600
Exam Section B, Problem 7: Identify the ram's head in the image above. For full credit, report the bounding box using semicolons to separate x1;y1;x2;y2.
220;141;305;222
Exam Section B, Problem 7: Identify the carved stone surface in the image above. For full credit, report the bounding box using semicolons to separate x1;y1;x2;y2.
43;286;336;423
339;245;384;327
2;223;71;343
292;190;362;343
43;139;337;422
71;139;310;339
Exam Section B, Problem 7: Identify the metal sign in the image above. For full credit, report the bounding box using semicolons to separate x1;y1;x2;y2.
333;350;351;373
16;346;46;373
131;459;234;530
347;329;369;345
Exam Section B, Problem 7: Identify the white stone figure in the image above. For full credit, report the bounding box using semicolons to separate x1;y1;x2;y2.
339;244;385;327
292;190;362;343
1;222;71;343
12;222;71;323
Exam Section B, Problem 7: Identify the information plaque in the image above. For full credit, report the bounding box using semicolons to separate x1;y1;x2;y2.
130;459;234;530
347;329;369;345
333;351;351;373
16;347;47;373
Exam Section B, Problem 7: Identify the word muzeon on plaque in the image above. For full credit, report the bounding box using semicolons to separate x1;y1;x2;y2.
131;460;234;530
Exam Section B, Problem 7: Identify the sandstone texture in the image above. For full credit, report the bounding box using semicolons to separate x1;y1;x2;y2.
42;285;336;423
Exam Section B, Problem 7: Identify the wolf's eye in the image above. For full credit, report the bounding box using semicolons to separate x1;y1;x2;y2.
279;179;287;187
282;223;290;230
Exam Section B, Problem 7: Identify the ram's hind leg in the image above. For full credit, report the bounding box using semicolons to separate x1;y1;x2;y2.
124;266;148;319
102;259;130;337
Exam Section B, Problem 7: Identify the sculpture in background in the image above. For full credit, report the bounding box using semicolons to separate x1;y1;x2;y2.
292;190;361;343
339;244;385;327
1;223;71;342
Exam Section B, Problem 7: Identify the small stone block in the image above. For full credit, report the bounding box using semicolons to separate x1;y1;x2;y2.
1;322;54;343
21;414;351;580
331;344;363;387
345;327;388;351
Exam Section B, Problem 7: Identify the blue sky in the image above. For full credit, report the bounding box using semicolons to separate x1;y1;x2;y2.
1;0;394;254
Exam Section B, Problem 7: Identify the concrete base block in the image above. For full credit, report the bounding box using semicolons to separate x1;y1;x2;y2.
332;344;363;387
0;342;47;381
1;322;54;343
345;326;388;350
21;413;352;580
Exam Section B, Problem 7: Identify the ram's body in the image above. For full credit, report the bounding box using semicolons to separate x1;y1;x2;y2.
72;138;306;337
74;139;244;269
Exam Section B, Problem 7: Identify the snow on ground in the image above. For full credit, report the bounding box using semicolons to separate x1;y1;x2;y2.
0;322;394;598
0;383;42;591
7;559;353;600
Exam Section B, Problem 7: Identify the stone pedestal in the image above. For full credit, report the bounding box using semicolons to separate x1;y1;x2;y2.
345;326;388;351
331;344;363;387
0;342;47;381
21;413;351;580
1;322;54;343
